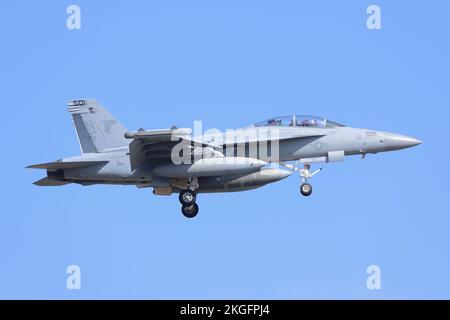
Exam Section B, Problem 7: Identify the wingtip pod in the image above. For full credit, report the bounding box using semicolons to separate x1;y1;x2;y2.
124;128;193;140
124;131;135;139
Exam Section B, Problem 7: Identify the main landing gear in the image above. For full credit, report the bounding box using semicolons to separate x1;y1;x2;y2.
181;202;199;218
179;178;199;218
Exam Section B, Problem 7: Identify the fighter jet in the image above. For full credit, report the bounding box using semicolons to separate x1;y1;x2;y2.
28;99;421;218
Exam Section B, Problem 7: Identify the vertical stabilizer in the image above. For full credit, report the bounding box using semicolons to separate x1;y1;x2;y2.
67;99;129;153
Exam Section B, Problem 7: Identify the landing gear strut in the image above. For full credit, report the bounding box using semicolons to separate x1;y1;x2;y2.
298;164;322;197
280;162;322;197
179;177;199;218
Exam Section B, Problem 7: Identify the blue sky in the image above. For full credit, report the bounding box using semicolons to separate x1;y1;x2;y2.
0;1;449;299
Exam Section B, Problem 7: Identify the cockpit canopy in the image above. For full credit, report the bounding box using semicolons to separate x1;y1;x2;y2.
254;115;344;128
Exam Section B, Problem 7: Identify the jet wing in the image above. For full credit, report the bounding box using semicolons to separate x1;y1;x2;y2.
125;127;327;169
125;128;222;170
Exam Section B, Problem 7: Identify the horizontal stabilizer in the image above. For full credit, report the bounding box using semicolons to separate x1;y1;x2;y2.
33;177;71;186
27;161;108;170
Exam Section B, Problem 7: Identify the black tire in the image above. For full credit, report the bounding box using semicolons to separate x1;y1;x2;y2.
181;203;199;218
179;189;196;206
300;183;313;196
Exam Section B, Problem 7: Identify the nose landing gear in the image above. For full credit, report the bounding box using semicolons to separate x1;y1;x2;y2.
280;162;322;197
299;164;322;197
300;182;313;196
299;164;317;196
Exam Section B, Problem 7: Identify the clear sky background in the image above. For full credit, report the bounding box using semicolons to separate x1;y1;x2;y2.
0;1;449;299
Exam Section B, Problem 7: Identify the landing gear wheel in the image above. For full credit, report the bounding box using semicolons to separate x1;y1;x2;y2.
181;203;199;218
179;189;196;206
300;183;313;196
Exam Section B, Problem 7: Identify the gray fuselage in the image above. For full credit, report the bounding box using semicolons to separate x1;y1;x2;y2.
58;125;419;193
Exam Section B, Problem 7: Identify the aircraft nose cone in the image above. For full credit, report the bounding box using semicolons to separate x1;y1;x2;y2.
384;133;422;151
